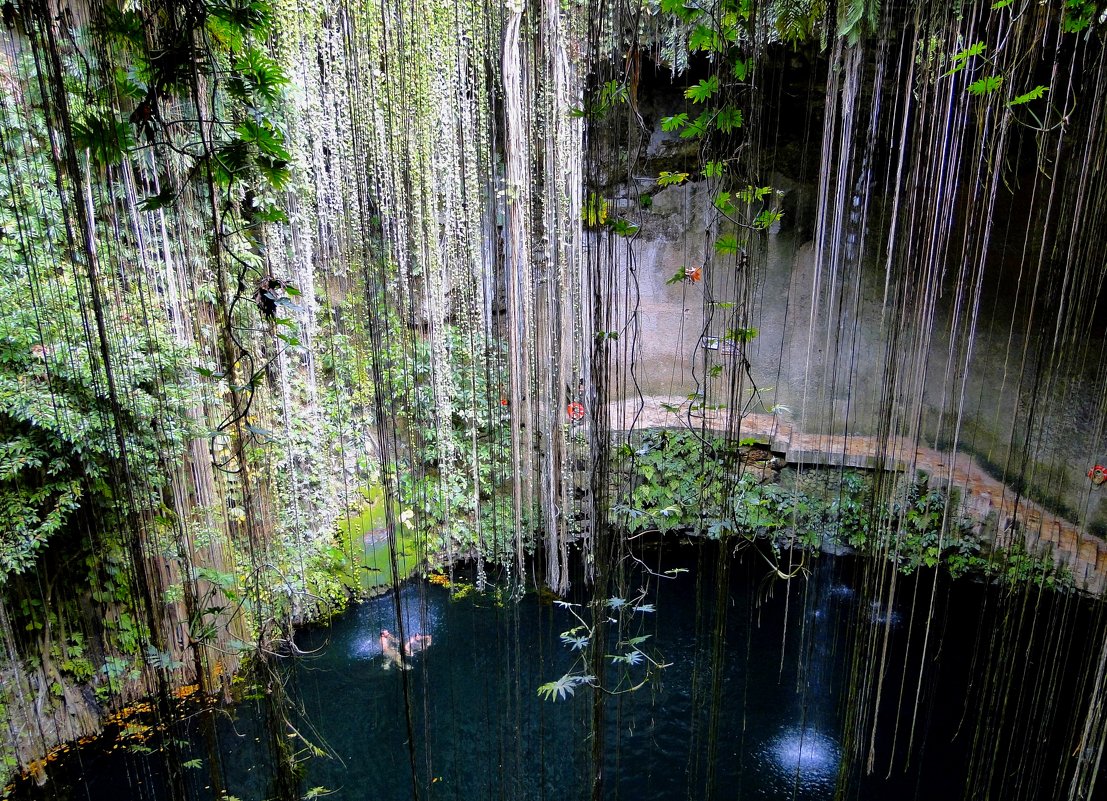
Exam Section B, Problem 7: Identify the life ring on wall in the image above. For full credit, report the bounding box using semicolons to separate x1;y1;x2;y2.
567;402;585;422
1089;465;1107;486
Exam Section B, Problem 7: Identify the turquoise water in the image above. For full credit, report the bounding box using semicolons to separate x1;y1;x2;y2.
13;544;1100;800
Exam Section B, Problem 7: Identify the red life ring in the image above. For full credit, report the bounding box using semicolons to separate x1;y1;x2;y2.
1090;465;1107;486
567;402;585;421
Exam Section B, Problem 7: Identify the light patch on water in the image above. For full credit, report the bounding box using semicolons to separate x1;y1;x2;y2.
764;726;841;789
869;600;901;626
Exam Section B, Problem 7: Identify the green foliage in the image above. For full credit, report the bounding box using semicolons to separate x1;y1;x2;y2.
684;76;720;104
715;235;741;255
885;478;966;574
1008;86;1048;106
582;192;609;226
754;208;783;229
539;593;665;703
228;48;289;104
679;111;712;139
772;0;826;45
711;185;780;251
99;0;293;195
737;185;774;204
660;0;702;22
570;80;628;119
702;160;726;179
145;645;186;672
946;41;987;76
665;266;702;285
0;86;195;579
610;218;640;237
724;327;758;343
0;441;82;577
661;113;689;132
537;673;595;701
715;106;744;133
72;114;134;165
611;432;1068;591
837;0;879;45
612;430;735;537
56;633;96;683
968;75;1004;96
689;23;732;53
338;305;517;562
1061;0;1098;32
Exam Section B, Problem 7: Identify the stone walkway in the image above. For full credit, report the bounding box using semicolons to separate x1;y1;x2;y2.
607;395;1107;595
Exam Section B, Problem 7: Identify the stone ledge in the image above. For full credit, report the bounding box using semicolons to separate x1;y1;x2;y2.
607;395;1107;595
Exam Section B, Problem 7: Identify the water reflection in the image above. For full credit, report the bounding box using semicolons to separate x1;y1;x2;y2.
10;549;1094;801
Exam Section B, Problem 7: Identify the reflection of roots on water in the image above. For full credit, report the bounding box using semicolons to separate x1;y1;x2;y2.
767;727;841;783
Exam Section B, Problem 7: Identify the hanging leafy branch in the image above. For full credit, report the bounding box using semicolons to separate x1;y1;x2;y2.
91;0;298;474
537;592;669;702
648;0;784;416
837;0;879;46
0;58;195;579
938;2;1093;128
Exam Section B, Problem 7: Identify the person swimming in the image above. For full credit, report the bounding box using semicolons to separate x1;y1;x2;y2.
380;629;433;669
404;633;432;657
379;629;408;670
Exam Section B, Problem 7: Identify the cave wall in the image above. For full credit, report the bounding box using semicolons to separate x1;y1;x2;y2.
600;56;1107;536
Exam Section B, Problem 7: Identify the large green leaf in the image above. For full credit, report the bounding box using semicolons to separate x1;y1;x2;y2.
684;75;720;104
229;48;289;105
1008;85;1048;106
236;119;291;161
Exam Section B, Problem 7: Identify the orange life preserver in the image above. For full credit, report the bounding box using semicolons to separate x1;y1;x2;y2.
1090;465;1107;486
567;402;585;421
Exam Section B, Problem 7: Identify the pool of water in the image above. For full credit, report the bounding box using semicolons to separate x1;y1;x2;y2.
14;543;1104;801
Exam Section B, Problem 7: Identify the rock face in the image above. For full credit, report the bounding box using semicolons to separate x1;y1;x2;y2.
594;58;1106;540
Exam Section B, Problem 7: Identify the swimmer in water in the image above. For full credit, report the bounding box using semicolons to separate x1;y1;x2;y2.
380;629;408;671
404;633;433;657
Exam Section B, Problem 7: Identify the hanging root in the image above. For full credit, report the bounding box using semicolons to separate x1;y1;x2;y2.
753;541;809;582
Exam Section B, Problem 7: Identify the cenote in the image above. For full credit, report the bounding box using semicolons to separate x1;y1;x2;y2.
2;0;1106;798
13;542;1106;801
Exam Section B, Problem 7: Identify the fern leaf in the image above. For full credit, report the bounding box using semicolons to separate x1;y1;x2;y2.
968;75;1004;95
1008;85;1048;105
837;0;866;45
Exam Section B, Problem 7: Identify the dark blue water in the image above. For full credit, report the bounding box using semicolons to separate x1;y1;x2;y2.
15;544;1104;801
